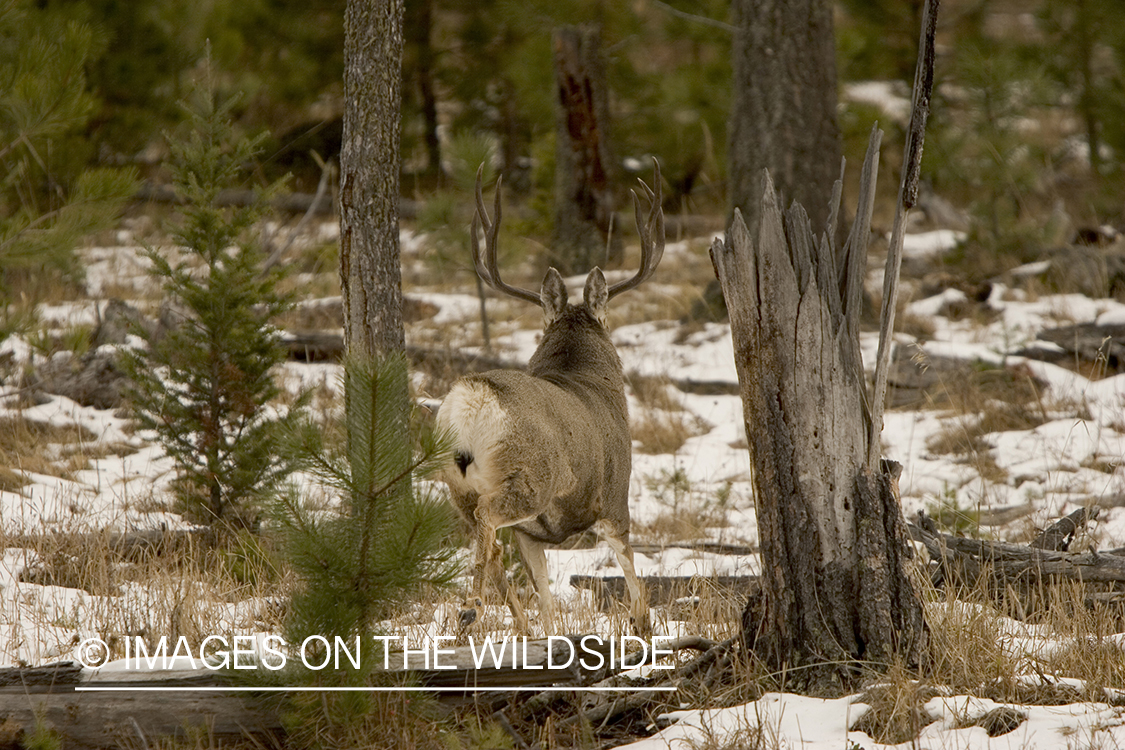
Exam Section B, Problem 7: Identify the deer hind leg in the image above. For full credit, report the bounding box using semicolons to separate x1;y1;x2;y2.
514;530;556;634
597;524;651;636
465;498;530;633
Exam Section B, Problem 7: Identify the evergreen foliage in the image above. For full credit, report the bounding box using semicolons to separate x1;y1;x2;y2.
121;79;307;529
0;1;136;307
275;353;458;644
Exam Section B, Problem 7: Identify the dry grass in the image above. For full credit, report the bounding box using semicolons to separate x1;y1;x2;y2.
850;668;943;744
635;469;733;544
632;408;712;455
629;374;712;454
844;575;1125;746
926;421;1010;482
628;372;685;412
920;361;1059;483
0;415;136;484
2;524;291;665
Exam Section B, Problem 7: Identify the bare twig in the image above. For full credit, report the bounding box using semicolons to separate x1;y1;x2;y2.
650;0;736;32
260;158;337;276
868;0;940;470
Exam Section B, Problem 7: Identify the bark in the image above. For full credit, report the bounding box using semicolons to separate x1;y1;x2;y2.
728;0;842;242
340;0;406;358
712;135;925;688
552;25;621;274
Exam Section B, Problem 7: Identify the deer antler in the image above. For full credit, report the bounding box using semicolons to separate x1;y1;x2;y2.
472;165;542;306
607;157;665;300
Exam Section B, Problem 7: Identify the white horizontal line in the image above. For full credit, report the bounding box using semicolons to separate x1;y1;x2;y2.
75;685;677;693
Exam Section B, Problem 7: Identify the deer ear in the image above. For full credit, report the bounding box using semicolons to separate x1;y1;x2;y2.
584;267;608;326
541;268;567;325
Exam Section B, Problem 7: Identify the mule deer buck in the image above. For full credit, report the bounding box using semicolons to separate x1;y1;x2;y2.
437;161;664;635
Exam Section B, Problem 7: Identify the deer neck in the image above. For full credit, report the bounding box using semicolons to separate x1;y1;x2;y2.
528;316;626;414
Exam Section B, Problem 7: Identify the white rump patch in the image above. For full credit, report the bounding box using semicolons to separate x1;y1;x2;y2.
436;381;508;498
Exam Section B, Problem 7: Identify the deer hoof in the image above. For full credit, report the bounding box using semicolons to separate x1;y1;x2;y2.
459;597;483;629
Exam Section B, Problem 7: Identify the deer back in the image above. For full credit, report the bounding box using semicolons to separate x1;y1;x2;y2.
438;279;632;545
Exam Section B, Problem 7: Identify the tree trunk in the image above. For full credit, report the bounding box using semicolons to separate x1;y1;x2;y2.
552;24;622;274
711;134;925;690
728;0;842;242
340;0;406;358
405;0;441;177
339;1;412;550
1075;0;1101;175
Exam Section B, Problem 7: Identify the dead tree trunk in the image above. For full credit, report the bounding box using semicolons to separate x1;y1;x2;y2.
712;0;940;686
712;144;925;688
552;24;621;274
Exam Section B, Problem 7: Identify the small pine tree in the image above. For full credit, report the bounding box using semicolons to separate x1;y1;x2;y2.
276;353;458;646
121;79;307;530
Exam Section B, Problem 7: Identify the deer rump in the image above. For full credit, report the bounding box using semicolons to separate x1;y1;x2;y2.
439;369;630;546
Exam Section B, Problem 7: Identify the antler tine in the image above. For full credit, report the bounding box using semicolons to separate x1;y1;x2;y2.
471;164;541;306
607;157;665;300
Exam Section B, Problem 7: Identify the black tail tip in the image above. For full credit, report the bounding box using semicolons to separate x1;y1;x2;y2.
455;451;474;476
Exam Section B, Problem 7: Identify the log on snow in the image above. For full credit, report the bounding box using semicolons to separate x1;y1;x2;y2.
0;637;620;749
910;509;1125;587
570;575;757;610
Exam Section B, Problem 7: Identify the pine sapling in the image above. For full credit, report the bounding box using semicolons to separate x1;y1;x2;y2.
121;82;308;531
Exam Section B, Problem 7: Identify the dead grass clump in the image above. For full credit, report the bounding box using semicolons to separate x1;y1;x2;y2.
956;706;1027;737
627;373;685;412
903;356;1048;415
662;578;744;639
0;416;100;480
0;719;22;750
637;469;731;542
632;408;711;455
897;310;937;340
640;506;723;541
921;364;1053;483
1024;584;1125;698
924;594;1020;697
0;466;27;492
851;671;941;745
926;422;1009;483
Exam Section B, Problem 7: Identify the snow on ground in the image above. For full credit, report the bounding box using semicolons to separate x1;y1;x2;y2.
7;229;1125;744
621;691;1125;750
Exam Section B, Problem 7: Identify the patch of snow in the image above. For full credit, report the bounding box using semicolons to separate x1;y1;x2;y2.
901;229;966;258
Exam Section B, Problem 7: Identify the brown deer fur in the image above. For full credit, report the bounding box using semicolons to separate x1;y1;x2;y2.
437;163;664;634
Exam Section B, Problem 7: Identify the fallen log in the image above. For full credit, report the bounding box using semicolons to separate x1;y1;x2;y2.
0;663;282;749
0;637;623;749
910;508;1125;588
1033;322;1125;374
630;541;757;557
570;574;756;610
1030;506;1098;551
506;636;739;742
